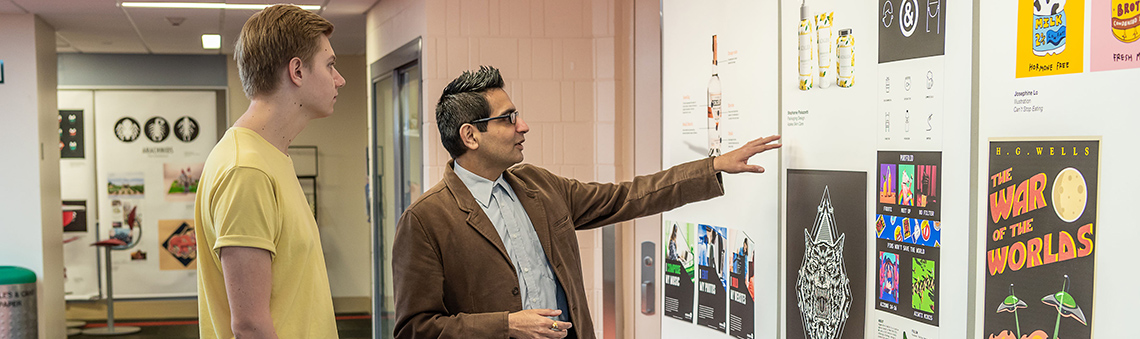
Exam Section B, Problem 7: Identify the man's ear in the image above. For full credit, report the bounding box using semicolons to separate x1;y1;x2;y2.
288;57;304;87
459;123;480;151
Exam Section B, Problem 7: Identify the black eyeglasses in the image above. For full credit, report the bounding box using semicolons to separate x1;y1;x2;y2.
468;111;519;125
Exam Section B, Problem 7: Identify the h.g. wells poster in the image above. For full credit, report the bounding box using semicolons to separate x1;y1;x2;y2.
983;139;1099;339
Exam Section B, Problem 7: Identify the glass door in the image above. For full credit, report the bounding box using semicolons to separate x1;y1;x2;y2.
369;38;421;339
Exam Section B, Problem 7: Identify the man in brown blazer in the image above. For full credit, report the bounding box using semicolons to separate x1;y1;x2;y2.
393;66;780;339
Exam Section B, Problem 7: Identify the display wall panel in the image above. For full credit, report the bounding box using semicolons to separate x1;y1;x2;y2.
93;90;218;298
661;0;781;338
976;1;1140;338
59;90;100;301
775;0;972;338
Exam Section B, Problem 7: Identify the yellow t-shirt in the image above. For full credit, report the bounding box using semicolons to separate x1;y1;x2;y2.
195;127;336;338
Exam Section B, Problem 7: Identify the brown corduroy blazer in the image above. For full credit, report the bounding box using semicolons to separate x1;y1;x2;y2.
392;157;724;339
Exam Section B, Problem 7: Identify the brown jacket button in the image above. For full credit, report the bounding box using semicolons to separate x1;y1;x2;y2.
512;287;519;296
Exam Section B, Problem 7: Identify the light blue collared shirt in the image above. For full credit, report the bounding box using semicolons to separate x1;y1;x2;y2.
453;162;569;320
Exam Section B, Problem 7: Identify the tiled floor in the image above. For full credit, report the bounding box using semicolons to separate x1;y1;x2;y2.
69;315;373;339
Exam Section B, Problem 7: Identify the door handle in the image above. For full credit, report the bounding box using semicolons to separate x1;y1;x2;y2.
640;241;655;315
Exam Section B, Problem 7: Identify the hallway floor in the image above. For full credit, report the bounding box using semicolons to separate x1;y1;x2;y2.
69;314;373;339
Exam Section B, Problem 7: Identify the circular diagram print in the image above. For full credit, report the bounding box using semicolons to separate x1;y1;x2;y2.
174;116;199;142
114;117;141;142
1052;167;1087;222
145;117;170;142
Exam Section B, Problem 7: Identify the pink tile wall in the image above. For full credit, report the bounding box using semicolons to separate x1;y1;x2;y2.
417;1;618;335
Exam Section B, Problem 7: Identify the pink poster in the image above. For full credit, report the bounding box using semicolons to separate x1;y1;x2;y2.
1092;0;1140;71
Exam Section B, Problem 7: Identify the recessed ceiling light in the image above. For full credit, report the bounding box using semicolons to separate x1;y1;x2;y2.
202;34;221;50
121;2;322;11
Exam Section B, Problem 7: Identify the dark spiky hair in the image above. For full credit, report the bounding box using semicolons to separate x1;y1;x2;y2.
435;66;505;159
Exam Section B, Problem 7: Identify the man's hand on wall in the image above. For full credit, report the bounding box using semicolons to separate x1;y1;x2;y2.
713;134;782;174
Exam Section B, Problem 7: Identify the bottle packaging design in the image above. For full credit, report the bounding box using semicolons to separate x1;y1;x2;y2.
815;11;834;89
836;28;855;88
798;2;815;90
708;35;722;157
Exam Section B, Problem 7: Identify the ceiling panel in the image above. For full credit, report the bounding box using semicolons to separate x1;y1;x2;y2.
8;0;375;55
59;30;150;54
126;7;223;54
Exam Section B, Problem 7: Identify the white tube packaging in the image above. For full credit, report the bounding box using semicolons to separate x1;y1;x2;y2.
798;4;815;91
815;11;834;89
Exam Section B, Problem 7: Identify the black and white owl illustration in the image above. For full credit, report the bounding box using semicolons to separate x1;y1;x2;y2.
796;186;852;339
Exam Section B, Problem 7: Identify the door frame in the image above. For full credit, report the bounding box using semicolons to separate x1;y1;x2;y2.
368;37;422;339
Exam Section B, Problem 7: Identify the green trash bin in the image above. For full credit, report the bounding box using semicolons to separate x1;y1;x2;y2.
0;266;37;339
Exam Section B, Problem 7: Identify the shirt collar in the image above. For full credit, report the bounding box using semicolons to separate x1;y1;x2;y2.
453;161;515;207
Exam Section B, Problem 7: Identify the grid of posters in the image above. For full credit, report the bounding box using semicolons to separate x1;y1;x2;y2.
664;221;757;339
874;151;941;326
982;139;1098;339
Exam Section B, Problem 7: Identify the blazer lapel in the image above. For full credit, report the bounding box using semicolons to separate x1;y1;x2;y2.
443;161;513;267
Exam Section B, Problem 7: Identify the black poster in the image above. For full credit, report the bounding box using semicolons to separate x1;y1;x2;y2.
786;170;866;339
983;140;1098;339
664;221;696;323
878;0;947;63
62;200;87;232
59;110;85;159
728;231;754;339
696;224;728;332
874;151;941;326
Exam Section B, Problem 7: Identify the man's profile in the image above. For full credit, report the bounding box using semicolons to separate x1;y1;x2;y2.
194;4;345;338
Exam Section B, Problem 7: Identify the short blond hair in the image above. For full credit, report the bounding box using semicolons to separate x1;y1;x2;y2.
234;4;334;98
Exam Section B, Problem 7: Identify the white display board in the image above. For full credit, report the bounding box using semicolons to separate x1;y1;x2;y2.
777;1;973;339
59;90;101;300
93;90;217;298
975;1;1140;338
660;1;781;338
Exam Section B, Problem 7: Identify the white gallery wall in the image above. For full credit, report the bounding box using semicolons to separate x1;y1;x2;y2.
658;1;1135;339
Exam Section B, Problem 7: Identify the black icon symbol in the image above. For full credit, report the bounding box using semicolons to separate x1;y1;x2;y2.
926;71;934;89
114;117;141;142
927;114;933;131
905;76;912;91
145;117;170;142
900;0;919;37
174;116;199;142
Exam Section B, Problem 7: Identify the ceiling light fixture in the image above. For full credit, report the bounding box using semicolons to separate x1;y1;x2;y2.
121;2;322;11
202;34;221;50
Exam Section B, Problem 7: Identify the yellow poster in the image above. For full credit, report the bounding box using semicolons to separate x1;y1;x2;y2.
1016;0;1085;77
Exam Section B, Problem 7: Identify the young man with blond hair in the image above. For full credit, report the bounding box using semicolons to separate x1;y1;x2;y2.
195;4;345;338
